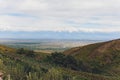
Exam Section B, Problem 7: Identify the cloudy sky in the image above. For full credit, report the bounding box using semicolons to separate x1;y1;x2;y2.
0;0;120;39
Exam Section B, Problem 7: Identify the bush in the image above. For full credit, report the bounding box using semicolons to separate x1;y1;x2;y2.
17;48;35;57
46;52;78;70
63;55;78;70
17;48;25;54
46;52;108;73
46;52;65;66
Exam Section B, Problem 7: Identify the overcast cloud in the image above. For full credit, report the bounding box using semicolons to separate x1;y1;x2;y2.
0;0;120;32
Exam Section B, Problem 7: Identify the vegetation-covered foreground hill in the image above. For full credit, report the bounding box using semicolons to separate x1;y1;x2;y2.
64;39;120;76
0;39;120;80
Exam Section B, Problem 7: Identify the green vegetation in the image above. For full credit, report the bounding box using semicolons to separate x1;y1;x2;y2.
17;48;35;57
46;52;78;70
0;39;120;80
64;39;120;74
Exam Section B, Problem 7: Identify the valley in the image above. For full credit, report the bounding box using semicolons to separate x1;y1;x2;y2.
0;39;103;52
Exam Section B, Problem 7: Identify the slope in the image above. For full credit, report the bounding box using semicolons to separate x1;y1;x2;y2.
64;39;120;75
0;45;16;54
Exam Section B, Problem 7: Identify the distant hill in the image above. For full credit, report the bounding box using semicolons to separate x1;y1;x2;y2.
64;39;120;74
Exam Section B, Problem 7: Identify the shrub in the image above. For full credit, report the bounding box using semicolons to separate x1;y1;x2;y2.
46;52;78;70
17;48;35;57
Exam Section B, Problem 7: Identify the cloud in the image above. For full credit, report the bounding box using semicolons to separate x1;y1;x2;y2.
0;0;120;33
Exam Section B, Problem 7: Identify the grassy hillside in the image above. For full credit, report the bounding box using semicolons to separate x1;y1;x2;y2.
0;39;120;80
0;45;16;54
64;39;120;75
64;39;120;58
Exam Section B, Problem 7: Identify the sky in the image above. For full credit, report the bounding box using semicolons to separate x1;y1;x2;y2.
0;0;120;39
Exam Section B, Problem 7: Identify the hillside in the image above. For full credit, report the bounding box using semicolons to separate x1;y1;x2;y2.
0;45;16;54
0;39;120;80
64;39;120;60
64;39;120;75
